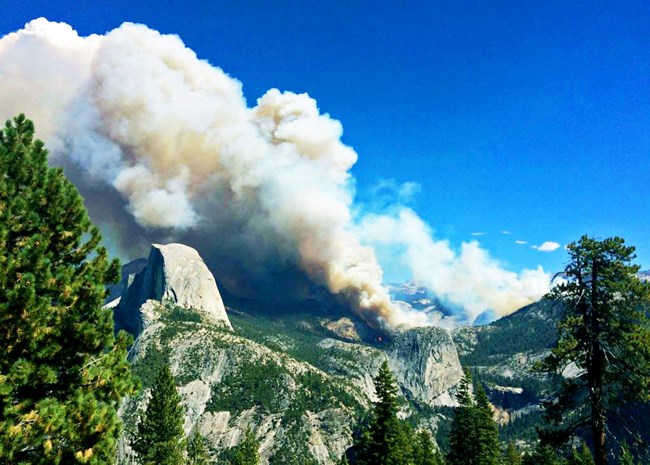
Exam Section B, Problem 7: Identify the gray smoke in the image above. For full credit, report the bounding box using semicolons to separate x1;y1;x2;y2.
0;19;551;328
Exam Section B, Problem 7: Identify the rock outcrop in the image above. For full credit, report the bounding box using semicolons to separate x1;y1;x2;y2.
106;257;148;305
317;327;464;408
388;327;464;407
113;243;232;335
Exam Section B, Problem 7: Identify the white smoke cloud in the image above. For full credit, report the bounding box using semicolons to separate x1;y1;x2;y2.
358;209;551;324
0;18;552;329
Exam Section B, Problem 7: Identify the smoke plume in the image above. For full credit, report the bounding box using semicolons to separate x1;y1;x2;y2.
358;209;550;324
0;19;551;328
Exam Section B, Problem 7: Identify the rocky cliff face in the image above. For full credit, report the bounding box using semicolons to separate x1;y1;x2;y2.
316;327;464;409
115;244;467;464
113;243;232;335
119;313;361;465
388;327;463;407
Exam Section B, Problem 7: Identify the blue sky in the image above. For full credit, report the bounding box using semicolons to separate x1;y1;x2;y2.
2;0;649;277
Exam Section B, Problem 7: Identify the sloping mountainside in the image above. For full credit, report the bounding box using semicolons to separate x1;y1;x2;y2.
115;250;646;462
452;300;562;441
452;292;650;453
112;245;464;465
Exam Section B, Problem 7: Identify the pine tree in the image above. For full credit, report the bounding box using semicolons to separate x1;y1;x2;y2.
566;442;594;465
369;359;401;462
228;429;260;465
539;236;650;465
447;372;476;465
473;384;500;465
413;430;444;465
522;443;562;465
447;372;500;465
354;360;413;464
0;114;137;463
503;442;522;465
133;364;185;465
188;429;210;465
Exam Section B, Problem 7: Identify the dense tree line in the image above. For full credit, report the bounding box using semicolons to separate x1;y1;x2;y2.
447;372;500;465
133;365;186;464
349;356;646;465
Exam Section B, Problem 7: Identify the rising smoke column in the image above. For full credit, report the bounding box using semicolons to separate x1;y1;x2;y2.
0;18;551;328
358;208;550;324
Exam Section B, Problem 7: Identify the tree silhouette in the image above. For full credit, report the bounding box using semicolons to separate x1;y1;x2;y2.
540;236;650;465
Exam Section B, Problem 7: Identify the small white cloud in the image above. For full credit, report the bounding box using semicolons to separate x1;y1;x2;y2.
533;241;561;252
501;230;511;235
515;240;527;245
470;232;486;236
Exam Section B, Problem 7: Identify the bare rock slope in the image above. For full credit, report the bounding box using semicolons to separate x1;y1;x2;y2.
113;243;232;335
388;327;463;407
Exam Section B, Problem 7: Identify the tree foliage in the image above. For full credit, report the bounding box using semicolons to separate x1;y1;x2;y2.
413;430;445;465
0;114;137;463
473;384;500;465
566;443;594;465
522;443;562;465
447;372;500;465
447;373;475;465
618;443;640;465
227;429;260;465
133;364;185;465
354;360;443;465
187;428;210;465
503;442;522;465
539;236;650;465
354;360;412;464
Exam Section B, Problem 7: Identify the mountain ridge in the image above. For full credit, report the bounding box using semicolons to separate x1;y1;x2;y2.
113;245;465;464
113;248;649;461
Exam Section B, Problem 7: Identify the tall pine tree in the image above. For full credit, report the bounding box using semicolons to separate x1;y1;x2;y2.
473;384;500;465
133;364;185;465
447;372;500;465
0;115;137;463
354;360;413;465
413;430;445;465
539;236;650;465
503;442;522;465
447;373;476;465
